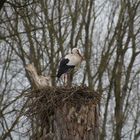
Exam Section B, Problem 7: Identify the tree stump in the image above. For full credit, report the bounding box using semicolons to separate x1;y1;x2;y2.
26;86;101;140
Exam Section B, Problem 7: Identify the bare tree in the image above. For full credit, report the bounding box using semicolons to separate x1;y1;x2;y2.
0;0;140;139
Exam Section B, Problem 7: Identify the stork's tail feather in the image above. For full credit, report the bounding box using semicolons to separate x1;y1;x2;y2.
56;72;62;78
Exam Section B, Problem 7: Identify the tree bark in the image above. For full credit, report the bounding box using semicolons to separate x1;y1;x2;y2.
41;103;99;140
27;87;100;140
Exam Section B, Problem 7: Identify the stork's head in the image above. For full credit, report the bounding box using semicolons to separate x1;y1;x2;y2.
72;48;84;60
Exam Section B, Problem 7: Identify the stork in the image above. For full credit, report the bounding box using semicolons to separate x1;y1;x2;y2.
57;48;84;85
25;64;52;88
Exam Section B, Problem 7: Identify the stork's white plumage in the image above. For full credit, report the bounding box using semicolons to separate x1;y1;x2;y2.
57;48;84;78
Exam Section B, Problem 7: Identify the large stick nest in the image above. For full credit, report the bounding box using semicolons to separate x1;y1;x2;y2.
25;86;101;125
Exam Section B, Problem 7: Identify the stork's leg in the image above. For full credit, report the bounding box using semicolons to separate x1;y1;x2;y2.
62;74;65;86
64;73;68;86
63;74;65;85
57;78;62;86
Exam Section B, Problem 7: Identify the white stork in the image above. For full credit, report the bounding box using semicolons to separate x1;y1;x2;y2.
57;48;84;84
25;64;52;88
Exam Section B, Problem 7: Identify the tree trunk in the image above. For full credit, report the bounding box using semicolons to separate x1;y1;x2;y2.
42;103;99;140
26;86;100;140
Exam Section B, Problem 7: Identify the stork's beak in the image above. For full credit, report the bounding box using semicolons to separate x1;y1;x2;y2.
78;52;85;60
81;56;85;60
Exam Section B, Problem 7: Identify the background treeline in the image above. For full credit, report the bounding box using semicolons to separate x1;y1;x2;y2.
0;0;140;139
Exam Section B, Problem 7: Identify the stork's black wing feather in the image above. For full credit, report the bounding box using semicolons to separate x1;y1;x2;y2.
59;58;69;67
57;58;75;78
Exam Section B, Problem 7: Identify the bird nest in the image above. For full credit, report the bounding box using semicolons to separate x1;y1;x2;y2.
25;86;101;127
26;86;101;135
